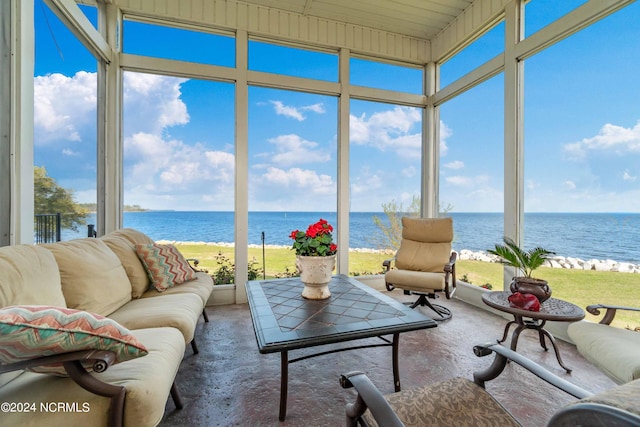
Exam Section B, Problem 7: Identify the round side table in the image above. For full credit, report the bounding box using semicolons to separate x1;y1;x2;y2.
482;291;585;372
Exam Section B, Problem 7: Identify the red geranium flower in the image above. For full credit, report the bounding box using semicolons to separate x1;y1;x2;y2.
290;218;338;257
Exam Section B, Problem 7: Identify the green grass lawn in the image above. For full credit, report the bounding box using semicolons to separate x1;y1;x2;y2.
177;244;640;329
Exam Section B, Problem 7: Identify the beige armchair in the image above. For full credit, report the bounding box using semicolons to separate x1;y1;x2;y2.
383;217;456;320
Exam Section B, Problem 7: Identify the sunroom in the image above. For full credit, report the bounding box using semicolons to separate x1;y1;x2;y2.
1;0;639;425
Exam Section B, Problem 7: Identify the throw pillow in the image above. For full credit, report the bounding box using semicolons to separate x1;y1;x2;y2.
0;305;148;376
135;243;197;292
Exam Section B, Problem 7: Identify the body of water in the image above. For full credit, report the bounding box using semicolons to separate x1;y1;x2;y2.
63;211;640;264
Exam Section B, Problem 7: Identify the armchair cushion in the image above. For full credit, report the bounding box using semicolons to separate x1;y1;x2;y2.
0;305;147;376
394;217;453;272
135;243;197;292
401;216;453;243
384;269;446;292
362;377;520;427
395;240;451;272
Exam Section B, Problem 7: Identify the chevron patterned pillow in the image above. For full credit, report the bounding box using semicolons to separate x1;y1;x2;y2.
0;305;148;376
135;243;197;292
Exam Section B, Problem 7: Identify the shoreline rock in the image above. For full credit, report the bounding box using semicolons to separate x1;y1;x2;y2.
159;241;639;274
458;249;640;274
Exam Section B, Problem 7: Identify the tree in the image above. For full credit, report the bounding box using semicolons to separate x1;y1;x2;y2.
34;166;89;232
370;195;454;251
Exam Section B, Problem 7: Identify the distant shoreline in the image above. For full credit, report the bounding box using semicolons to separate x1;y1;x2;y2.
160;240;640;274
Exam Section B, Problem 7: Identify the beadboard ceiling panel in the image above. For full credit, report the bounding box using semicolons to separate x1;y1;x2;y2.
239;0;474;40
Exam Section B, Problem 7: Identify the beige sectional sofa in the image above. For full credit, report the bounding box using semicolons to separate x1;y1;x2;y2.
0;228;214;427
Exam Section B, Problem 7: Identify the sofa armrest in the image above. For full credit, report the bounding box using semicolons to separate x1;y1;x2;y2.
1;350;127;427
185;258;200;270
0;349;117;375
586;304;640;325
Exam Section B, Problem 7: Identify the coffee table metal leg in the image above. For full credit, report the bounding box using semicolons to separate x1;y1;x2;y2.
392;333;400;392
279;351;288;421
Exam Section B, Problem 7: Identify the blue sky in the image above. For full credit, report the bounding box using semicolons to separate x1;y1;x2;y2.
33;1;640;213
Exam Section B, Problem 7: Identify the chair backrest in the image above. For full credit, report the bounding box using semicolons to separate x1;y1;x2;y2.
395;217;453;273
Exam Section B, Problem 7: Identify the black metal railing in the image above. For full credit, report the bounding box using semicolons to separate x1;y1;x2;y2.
34;213;61;244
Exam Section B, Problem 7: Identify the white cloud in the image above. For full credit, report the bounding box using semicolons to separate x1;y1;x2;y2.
301;103;326;114
123;73;189;135
267;134;331;166
349;106;422;158
622;170;637;181
444;160;464;170
34;71;97;144
446;174;489;187
440;121;452;156
351;174;383;194
269;100;325;121
564;121;640;159
125;132;234;188
563;180;577;190
62;148;80;156
401;166;417;177
262;166;330;186
446;176;473;186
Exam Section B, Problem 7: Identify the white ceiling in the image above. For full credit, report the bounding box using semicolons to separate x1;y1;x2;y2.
239;0;474;40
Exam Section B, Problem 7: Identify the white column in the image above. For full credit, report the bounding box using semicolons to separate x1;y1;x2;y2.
337;48;350;274
101;3;123;235
234;29;249;303
3;1;35;245
423;62;438;218
503;0;525;287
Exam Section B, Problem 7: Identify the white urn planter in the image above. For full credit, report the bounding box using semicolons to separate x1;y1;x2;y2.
296;254;336;300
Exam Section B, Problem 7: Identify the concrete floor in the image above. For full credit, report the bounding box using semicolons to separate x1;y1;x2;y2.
160;293;615;427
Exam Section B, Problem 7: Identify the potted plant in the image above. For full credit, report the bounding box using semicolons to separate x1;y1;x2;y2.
289;218;338;299
487;237;555;302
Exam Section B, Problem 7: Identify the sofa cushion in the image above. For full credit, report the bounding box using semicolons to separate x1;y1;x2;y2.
0;327;185;427
0;244;66;308
108;293;203;343
568;321;640;384
108;228;155;246
140;271;214;305
43;238;132;316
101;233;151;298
135;243;197;292
0;305;147;376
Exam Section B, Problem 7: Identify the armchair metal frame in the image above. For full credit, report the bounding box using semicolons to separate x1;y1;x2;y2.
341;342;640;427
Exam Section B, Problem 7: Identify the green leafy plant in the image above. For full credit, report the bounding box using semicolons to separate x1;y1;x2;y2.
211;252;263;284
487;237;555;279
289;218;338;256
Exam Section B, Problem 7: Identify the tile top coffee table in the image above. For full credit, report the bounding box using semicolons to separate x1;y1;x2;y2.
482;291;585;373
246;274;437;421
